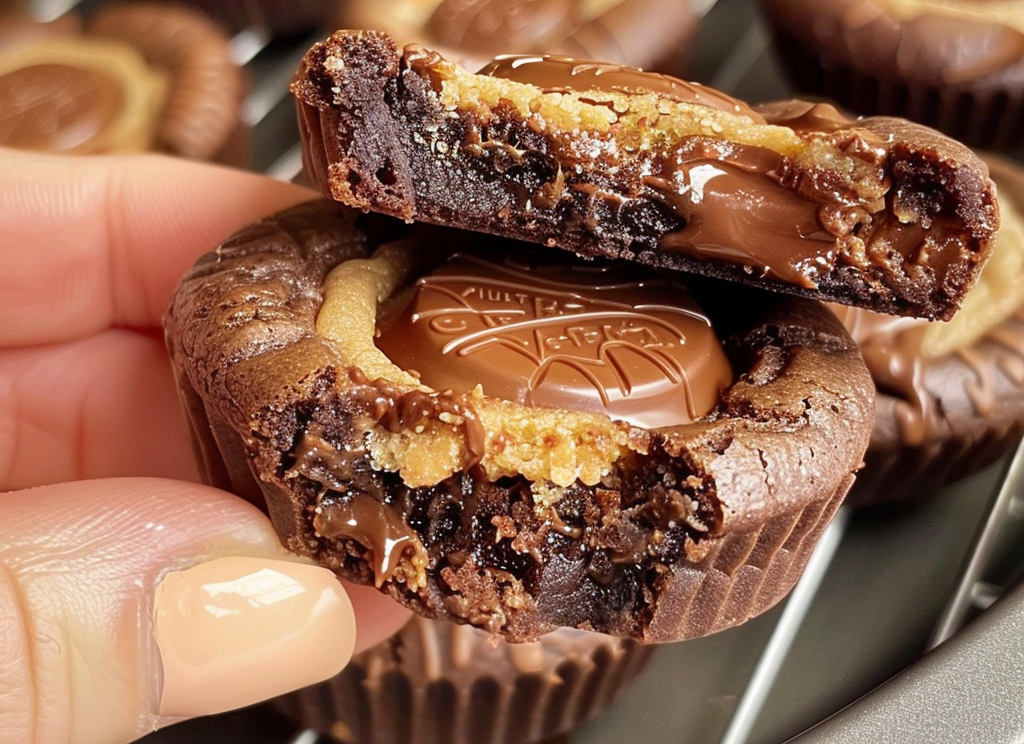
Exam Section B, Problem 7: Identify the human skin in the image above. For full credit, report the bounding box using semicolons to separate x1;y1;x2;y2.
0;148;410;744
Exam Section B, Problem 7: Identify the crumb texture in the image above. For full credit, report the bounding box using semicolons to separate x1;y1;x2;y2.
292;30;999;321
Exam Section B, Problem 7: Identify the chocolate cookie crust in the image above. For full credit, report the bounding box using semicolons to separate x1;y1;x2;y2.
166;199;875;643
291;30;999;321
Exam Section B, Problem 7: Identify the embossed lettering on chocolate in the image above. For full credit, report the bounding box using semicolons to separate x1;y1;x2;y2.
165;198;876;643
291;30;1000;321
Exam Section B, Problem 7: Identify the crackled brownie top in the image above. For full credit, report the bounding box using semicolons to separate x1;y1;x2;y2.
292;30;1000;321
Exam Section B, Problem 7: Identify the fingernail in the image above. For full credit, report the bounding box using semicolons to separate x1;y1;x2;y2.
154;556;355;717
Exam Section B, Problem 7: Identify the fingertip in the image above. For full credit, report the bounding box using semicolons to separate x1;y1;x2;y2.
154;557;357;719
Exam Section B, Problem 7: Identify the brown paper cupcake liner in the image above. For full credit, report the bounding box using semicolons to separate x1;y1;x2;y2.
845;308;1024;506
762;20;1024;150
271;616;653;744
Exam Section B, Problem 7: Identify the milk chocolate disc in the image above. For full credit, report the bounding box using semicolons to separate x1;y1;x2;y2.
375;251;733;428
336;0;700;76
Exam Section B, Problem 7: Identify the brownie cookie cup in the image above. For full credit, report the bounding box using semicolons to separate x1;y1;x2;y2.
334;0;701;77
165;197;875;643
757;0;1024;150
835;154;1024;505
0;2;248;163
291;31;1000;322
272;615;653;744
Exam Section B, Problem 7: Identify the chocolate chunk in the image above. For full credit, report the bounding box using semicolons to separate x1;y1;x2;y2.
291;30;999;321
165;198;875;643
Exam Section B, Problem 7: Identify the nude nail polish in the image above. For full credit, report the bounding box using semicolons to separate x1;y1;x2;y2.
154;556;356;717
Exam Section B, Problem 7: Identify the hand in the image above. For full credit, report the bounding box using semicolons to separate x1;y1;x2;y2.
0;148;411;744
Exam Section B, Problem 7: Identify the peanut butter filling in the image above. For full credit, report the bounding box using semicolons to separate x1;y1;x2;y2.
316;241;642;490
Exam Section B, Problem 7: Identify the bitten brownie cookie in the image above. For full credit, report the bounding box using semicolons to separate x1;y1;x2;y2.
273;615;653;744
165;198;875;643
0;2;247;163
291;30;1000;321
757;0;1024;150
333;0;701;77
834;154;1024;505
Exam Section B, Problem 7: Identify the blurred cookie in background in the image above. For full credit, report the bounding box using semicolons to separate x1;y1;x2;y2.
757;0;1024;150
0;1;249;164
333;0;702;76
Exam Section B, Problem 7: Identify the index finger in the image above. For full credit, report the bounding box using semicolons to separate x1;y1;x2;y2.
0;148;315;347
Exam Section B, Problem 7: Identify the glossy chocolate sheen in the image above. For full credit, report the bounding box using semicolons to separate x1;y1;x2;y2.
374;251;733;429
292;30;999;321
479;54;762;119
165;198;875;643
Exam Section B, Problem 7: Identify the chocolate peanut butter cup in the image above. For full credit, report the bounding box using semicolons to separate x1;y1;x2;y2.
757;0;1024;151
291;30;1000;322
0;2;248;163
165;198;875;643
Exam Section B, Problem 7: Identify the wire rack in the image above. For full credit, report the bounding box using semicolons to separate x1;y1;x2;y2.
26;0;1024;741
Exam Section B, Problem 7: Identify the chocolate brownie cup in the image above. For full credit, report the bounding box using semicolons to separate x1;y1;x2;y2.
165;197;875;643
757;0;1024;150
291;31;1000;321
273;614;653;744
834;153;1024;505
333;0;701;77
0;2;248;163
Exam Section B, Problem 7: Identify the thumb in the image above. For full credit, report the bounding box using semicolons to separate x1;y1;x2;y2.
0;477;399;744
